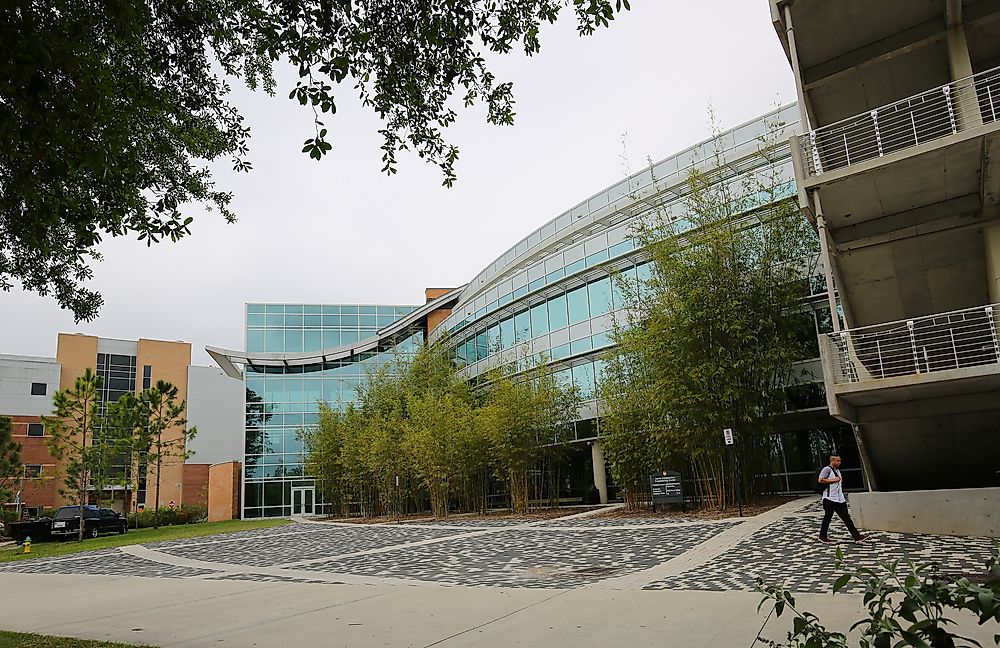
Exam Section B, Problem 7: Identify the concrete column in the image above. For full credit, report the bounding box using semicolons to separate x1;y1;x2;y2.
590;441;608;505
813;191;843;332
852;425;878;492
986;223;1000;304
813;191;856;329
782;4;813;132
946;23;983;129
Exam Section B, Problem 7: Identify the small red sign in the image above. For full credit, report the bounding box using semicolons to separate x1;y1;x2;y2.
168;500;176;509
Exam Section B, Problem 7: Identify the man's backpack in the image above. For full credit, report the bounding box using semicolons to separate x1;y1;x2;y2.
814;466;842;496
814;467;829;495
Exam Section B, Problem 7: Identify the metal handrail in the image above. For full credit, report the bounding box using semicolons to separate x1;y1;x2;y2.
824;303;1000;384
797;65;1000;177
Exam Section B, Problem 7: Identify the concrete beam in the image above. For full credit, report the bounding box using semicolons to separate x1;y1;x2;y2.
798;123;1000;194
801;20;944;91
833;194;984;250
856;388;1000;422
800;1;1000;93
818;338;859;423
837;209;994;258
987;224;1000;303
983;132;1000;216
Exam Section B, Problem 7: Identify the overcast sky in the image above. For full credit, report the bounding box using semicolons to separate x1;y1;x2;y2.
2;1;797;366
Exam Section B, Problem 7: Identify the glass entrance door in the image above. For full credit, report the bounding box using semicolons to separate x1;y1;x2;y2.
291;487;315;516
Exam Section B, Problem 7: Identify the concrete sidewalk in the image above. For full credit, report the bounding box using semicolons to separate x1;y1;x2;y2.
1;572;997;647
0;573;849;647
3;499;996;646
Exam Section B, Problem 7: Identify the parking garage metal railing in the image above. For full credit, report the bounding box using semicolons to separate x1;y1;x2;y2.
797;65;1000;178
825;304;1000;385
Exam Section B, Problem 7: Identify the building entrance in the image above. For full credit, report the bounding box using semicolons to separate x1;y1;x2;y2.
291;487;315;516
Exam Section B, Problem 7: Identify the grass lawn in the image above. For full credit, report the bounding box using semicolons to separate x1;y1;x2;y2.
0;518;291;563
0;631;153;647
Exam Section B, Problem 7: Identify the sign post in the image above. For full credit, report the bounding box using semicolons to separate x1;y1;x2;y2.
724;428;743;517
649;471;684;512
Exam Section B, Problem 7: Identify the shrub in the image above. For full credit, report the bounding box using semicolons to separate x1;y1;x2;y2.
127;504;208;529
757;543;1000;648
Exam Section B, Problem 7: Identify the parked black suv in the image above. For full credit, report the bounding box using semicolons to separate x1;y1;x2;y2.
50;506;127;539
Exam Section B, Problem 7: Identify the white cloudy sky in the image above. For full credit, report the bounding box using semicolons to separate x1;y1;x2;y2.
2;1;797;365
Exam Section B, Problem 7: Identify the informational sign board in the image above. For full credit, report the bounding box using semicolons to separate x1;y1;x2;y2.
723;428;734;445
649;471;683;505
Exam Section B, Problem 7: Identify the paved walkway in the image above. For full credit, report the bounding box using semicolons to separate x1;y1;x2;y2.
1;498;996;647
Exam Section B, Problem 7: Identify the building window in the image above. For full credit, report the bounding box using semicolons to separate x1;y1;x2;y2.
24;465;42;478
97;352;137;403
30;382;46;396
142;365;152;389
27;423;44;437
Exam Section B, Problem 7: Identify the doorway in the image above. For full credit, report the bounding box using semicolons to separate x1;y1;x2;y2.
291;487;315;516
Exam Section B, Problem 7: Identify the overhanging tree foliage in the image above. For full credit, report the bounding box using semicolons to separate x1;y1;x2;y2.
1;0;629;321
602;121;817;510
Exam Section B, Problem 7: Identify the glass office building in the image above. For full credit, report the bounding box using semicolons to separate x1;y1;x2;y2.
430;103;861;495
240;303;422;518
209;103;864;516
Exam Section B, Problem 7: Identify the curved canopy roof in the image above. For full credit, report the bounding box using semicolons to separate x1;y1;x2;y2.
206;287;464;379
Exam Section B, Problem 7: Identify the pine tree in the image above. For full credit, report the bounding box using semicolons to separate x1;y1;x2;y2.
44;369;105;541
0;416;22;509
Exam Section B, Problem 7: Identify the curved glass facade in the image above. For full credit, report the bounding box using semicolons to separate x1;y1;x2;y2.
431;103;857;488
245;304;419;354
224;102;862;517
433;105;806;435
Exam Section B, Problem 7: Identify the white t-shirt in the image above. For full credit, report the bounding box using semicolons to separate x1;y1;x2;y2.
819;466;846;503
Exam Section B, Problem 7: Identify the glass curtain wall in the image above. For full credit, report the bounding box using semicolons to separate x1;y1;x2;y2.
242;304;421;518
95;353;145;506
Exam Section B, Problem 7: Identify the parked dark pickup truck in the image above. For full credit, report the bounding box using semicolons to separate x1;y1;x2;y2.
50;506;127;539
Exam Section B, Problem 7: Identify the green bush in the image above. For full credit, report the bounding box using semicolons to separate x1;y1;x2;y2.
127;504;208;529
757;543;1000;648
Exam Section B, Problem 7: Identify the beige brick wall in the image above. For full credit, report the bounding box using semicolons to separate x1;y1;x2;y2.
137;338;191;511
208;461;241;522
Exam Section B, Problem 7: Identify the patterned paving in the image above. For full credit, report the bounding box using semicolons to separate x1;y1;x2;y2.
297;524;737;588
0;549;216;579
152;524;467;568
2;504;994;593
644;513;998;593
546;516;721;527
408;518;536;527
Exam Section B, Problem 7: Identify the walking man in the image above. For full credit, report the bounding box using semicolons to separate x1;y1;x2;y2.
818;454;869;543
